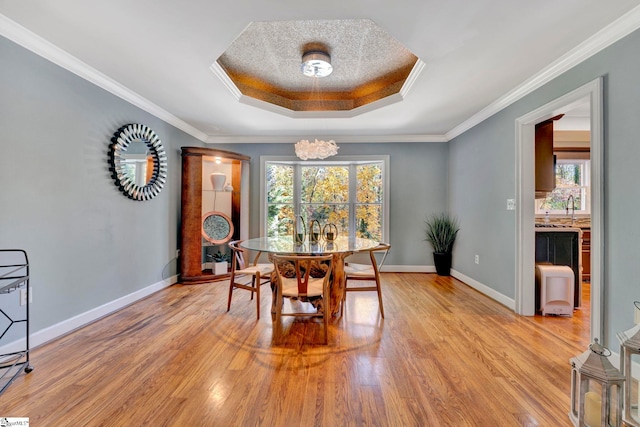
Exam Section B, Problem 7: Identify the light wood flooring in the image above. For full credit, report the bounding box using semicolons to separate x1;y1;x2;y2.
1;273;590;426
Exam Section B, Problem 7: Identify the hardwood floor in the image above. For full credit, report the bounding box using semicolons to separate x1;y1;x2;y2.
1;273;589;426
531;281;590;345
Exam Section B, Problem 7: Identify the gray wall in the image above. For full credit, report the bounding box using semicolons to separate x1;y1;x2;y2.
449;113;517;297
0;36;204;334
448;27;640;347
208;142;450;267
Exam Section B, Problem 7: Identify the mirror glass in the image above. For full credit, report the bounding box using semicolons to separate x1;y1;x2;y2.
109;124;168;201
120;140;153;187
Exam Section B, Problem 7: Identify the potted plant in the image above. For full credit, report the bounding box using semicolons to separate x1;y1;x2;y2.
210;250;231;275
424;213;460;276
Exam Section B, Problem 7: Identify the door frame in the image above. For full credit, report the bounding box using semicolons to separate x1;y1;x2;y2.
514;77;603;341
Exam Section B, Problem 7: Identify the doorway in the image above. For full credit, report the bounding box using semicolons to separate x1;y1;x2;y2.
514;77;603;342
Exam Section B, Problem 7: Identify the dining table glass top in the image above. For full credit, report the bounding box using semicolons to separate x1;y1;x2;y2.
240;235;379;254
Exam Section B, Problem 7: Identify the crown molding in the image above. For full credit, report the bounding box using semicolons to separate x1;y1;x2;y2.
206;134;448;144
446;4;640;141
1;14;208;142
4;5;640;145
400;59;426;98
209;61;243;101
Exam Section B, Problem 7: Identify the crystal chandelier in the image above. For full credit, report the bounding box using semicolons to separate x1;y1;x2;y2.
294;139;339;160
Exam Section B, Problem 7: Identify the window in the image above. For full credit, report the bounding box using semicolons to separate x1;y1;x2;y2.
262;157;388;241
536;159;590;215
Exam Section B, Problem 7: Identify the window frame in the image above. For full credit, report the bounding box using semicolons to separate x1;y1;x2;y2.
260;155;390;241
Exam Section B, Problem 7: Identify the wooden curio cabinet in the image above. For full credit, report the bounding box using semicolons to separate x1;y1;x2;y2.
179;147;250;284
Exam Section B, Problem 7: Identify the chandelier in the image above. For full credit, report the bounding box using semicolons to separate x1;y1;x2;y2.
294;139;339;160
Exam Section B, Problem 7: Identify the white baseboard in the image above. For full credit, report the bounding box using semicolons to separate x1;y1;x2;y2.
451;269;516;311
380;265;514;310
380;264;435;273
0;275;178;355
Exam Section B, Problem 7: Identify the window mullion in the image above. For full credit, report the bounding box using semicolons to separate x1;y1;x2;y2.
293;164;301;217
348;164;357;239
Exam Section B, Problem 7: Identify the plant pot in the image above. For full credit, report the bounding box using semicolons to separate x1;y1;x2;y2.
433;252;452;276
214;261;228;275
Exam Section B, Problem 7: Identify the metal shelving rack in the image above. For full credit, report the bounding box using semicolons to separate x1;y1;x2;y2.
0;249;33;395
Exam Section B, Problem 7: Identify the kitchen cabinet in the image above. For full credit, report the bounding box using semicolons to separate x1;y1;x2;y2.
535;115;563;198
535;229;582;307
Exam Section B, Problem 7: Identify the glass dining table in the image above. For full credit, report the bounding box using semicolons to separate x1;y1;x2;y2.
240;235;379;317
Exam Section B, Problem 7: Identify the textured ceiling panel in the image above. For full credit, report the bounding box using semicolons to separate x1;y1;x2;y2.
215;19;420;112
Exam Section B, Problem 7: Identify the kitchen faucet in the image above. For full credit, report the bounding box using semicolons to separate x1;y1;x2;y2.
566;195;575;224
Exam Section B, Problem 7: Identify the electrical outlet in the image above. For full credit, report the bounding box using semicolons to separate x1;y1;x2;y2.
19;287;32;306
507;199;516;210
474;254;479;264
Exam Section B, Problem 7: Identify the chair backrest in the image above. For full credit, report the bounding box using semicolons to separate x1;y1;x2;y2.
228;240;247;272
229;239;267;271
367;242;391;273
272;254;333;297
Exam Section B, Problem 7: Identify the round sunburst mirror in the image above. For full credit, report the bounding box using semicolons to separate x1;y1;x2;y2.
109;123;168;201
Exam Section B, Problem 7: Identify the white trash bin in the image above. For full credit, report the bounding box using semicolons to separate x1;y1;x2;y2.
535;264;574;316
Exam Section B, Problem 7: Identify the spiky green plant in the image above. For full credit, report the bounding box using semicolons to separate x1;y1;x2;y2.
424;213;460;253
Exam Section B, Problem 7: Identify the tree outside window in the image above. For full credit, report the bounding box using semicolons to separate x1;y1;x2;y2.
536;159;590;214
266;161;384;241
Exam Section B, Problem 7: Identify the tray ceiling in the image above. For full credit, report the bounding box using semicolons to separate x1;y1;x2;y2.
1;1;640;143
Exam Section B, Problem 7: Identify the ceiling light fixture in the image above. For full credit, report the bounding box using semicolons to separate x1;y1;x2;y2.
295;139;339;160
301;50;333;78
296;47;336;159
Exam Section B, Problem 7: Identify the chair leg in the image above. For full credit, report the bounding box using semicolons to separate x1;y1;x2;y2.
323;284;330;344
274;283;282;344
270;284;277;321
323;308;329;345
376;279;385;318
341;279;348;315
255;278;260;320
227;277;235;312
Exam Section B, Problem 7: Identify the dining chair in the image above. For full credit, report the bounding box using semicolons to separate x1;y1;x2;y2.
271;254;333;344
342;242;391;318
227;240;274;320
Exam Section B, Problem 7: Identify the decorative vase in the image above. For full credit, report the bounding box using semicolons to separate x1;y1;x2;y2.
322;223;338;242
309;220;321;244
433;252;452;276
294;215;306;245
210;173;226;191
